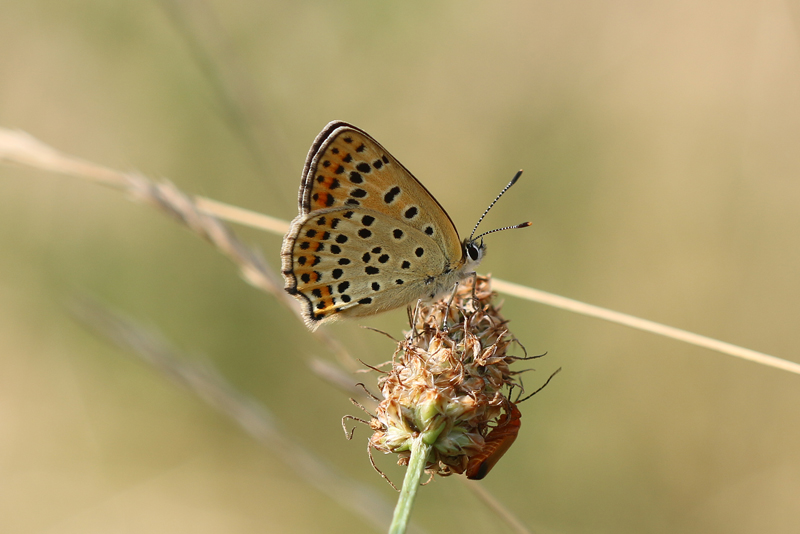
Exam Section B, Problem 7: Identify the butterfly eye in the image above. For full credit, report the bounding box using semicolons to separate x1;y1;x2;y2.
466;242;482;262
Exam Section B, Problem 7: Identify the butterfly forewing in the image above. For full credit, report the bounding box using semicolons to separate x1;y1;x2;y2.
299;122;462;258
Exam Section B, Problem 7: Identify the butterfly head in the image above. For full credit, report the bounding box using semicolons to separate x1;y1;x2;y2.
462;238;486;271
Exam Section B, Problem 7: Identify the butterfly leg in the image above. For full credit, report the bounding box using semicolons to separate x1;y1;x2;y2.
441;281;461;329
409;299;423;339
466;271;480;308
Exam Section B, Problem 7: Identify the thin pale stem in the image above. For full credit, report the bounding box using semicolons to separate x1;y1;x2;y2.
194;196;290;234
389;436;432;534
491;279;800;376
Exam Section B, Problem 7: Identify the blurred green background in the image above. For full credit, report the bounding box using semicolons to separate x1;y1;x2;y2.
2;1;800;532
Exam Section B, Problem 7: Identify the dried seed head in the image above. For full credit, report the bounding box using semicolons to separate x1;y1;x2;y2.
365;275;529;478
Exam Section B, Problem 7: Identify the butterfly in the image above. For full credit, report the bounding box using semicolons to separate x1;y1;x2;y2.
281;121;529;330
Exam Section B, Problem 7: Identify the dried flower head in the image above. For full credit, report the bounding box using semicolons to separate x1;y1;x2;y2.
352;274;548;481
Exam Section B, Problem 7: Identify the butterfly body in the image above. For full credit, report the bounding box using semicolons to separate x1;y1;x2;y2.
282;121;485;329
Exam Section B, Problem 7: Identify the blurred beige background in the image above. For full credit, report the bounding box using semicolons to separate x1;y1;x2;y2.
2;1;800;533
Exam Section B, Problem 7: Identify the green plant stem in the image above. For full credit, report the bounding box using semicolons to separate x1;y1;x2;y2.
389;435;432;534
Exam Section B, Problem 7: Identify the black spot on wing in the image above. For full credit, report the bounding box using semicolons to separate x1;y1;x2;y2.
384;186;401;204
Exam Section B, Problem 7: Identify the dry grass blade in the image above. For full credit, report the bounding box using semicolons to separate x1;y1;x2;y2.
2;126;796;375
0;127;283;298
491;279;800;376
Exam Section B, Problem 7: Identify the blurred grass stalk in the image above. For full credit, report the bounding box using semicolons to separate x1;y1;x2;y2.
71;297;404;533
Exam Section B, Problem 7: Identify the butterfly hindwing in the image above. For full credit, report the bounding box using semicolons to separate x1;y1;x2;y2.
282;207;450;325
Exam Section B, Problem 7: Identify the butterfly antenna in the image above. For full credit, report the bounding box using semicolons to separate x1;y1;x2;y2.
472;221;532;242
469;170;525;240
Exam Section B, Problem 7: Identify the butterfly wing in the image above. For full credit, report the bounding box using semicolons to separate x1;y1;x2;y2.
282;121;465;328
